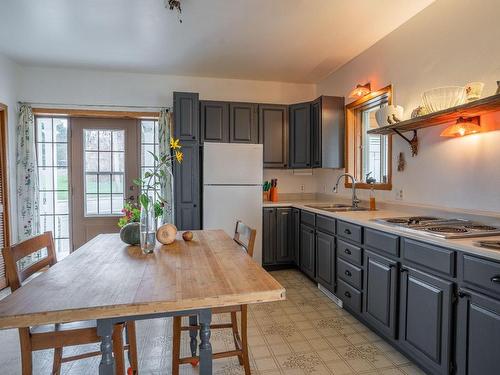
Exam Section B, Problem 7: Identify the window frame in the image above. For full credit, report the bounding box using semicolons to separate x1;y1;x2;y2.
345;85;393;190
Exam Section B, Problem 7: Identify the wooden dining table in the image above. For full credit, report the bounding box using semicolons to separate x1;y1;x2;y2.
0;230;286;374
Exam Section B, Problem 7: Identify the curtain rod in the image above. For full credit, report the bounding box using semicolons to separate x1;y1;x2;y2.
17;101;171;111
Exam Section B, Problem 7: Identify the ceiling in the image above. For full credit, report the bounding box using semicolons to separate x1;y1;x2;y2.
0;0;434;83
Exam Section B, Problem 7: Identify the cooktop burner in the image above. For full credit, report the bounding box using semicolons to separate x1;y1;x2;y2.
374;216;500;239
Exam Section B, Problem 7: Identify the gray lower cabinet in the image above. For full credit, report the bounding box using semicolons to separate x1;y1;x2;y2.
300;223;315;279
363;250;398;339
292;208;300;266
262;208;277;266
259;104;288;168
174;92;199;141
200;100;229;143
289;102;311;168
315;230;335;293
399;267;453;375
456;288;500;375
230;103;258;144
173;141;200;230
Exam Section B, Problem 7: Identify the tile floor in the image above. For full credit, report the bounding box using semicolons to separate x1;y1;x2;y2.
0;269;426;374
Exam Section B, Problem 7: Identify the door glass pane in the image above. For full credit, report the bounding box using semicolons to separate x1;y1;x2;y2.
39;167;53;190
54;167;68;190
37;118;52;142
53;119;68;142
55;144;68;166
141;121;155;144
55;191;69;215
54;215;69;238
39;191;54;214
37;143;53;166
83;129;126;216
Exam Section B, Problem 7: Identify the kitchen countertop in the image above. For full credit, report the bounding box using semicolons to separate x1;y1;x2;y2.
263;200;500;262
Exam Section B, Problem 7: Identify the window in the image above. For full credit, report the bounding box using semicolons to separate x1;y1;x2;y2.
83;129;125;215
140;120;160;201
36;117;71;259
345;85;392;190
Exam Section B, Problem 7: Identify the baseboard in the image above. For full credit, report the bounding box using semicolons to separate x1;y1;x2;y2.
318;284;343;308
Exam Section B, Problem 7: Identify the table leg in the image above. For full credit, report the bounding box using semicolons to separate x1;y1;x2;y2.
198;309;212;375
97;319;116;375
189;315;198;357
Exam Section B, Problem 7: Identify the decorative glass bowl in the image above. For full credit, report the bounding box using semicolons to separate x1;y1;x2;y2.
422;86;467;113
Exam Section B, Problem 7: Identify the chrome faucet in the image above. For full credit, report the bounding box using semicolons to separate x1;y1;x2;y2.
333;173;360;208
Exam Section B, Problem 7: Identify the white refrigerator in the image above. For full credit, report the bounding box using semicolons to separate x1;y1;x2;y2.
203;143;263;264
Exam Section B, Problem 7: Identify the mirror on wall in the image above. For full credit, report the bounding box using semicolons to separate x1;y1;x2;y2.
345;85;392;190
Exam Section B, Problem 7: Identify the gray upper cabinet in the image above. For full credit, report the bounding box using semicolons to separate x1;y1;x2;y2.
363;250;398;339
456;289;500;375
173;92;199;141
173;141;200;230
259;104;288;168
200;100;229;143
319;96;345;168
289;102;311;168
399;267;453;375
230;103;258;144
316;230;336;293
311;98;321;168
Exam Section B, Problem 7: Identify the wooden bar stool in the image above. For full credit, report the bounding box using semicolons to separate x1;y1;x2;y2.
172;221;256;375
2;231;139;375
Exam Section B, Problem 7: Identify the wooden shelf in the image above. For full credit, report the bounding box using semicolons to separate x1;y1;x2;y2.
368;93;500;135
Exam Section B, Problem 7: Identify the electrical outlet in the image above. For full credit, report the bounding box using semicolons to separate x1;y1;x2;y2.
300;184;305;191
395;189;404;200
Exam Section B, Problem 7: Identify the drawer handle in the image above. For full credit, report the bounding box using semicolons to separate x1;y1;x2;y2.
344;248;352;255
491;276;500;284
344;229;352;235
344;291;351;298
345;270;352;277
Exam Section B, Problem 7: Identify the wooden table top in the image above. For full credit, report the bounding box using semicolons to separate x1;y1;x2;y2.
0;230;285;329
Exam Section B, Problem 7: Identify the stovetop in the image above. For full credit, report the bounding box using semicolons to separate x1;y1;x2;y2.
374;216;500;239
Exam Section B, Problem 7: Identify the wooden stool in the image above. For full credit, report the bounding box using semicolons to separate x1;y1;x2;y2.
172;221;256;375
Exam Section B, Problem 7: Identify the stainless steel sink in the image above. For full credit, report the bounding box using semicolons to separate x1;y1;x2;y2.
304;204;373;212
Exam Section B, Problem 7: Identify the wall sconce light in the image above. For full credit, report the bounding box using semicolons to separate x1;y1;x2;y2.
440;116;481;137
349;83;371;99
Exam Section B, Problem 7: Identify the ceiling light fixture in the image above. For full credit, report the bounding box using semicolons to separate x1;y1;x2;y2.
349;83;371;99
440;116;481;137
166;0;182;23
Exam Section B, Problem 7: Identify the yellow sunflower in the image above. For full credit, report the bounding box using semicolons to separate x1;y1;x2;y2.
170;137;181;150
175;150;184;163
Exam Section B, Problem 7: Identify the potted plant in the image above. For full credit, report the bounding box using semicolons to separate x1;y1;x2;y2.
133;138;183;253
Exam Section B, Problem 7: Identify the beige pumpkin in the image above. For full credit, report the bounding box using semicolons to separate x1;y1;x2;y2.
156;223;178;245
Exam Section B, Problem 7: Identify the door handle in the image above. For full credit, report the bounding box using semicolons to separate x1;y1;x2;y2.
345;270;352;277
344;248;352;255
491;276;500;284
458;290;470;299
344;291;351;298
344;229;351;235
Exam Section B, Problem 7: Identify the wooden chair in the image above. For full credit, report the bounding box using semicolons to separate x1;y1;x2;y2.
172;221;256;375
2;232;139;375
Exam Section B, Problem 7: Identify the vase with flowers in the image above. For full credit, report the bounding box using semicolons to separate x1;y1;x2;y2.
132;137;183;253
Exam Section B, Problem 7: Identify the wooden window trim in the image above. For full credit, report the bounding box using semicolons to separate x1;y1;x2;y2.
32;108;159;120
345;85;393;190
0;103;11;289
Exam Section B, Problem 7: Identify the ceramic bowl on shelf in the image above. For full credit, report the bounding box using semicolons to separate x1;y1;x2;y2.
422;86;467;113
465;82;484;101
375;105;404;127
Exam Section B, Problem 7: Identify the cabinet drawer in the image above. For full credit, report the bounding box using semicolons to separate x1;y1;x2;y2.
402;238;455;276
338;258;363;289
301;210;315;227
337;221;362;244
337;279;362;313
365;228;399;257
338;239;363;265
316;215;335;234
463;255;500;295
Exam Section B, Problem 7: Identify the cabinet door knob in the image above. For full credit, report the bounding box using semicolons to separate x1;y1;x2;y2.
491;276;500;284
344;229;351;235
458;290;470;299
344;248;352;255
344;291;351;298
345;270;352;277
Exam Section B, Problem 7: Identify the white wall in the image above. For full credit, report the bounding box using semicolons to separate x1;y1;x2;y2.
17;66;316;106
317;0;500;213
0;54;19;240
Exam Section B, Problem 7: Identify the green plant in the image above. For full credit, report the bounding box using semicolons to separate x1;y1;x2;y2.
118;201;141;228
133;137;183;217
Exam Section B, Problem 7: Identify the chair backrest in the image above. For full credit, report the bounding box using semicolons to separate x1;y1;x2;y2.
2;232;57;291
233;221;256;257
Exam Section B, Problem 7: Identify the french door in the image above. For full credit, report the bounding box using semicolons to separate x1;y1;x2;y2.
70;118;139;250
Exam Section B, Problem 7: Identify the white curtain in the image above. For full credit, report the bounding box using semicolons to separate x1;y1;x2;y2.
158;108;174;224
16;104;40;241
